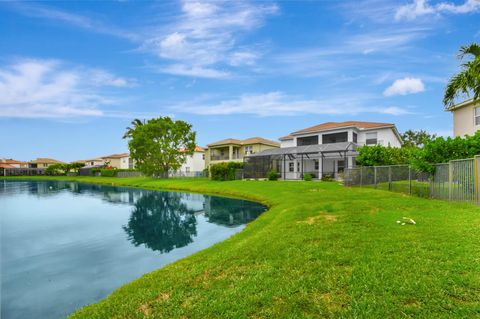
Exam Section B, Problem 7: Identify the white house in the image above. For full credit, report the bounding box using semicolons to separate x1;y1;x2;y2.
175;146;206;176
246;121;403;180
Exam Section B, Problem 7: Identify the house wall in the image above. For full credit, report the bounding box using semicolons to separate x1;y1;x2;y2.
452;104;479;137
179;151;205;172
105;158;122;168
280;139;295;148
357;128;402;147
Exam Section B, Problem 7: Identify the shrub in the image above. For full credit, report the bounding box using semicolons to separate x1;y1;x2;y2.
321;175;333;182
100;169;117;177
210;162;244;181
267;170;279;181
303;173;313;181
45;163;64;175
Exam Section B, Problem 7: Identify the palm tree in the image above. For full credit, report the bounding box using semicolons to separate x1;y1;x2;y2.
122;118;145;139
443;43;480;108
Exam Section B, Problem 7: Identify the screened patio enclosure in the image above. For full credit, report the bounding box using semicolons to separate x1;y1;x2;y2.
243;142;358;180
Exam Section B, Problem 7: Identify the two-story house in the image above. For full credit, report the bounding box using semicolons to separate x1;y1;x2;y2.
28;158;65;168
446;98;479;137
245;121;402;180
205;137;280;168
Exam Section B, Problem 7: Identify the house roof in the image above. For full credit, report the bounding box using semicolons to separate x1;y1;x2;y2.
1;158;27;164
0;163;15;168
291;121;395;135
29;158;65;164
180;146;205;153
207;137;279;147
102;153;129;159
279;135;294;141
445;98;478;111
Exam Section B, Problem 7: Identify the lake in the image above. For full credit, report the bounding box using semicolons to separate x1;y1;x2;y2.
0;180;266;319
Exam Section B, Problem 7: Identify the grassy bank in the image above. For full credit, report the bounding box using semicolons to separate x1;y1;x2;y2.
4;176;480;318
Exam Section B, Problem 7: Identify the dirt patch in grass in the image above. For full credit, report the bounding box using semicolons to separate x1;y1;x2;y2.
300;214;338;224
138;292;171;316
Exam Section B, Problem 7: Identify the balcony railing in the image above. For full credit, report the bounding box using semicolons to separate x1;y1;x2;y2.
210;155;230;161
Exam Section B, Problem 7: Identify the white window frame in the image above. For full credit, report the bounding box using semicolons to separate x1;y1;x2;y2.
475;107;480;126
289;162;294;172
365;132;378;145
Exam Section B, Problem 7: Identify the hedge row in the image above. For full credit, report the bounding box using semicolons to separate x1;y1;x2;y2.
209;162;244;181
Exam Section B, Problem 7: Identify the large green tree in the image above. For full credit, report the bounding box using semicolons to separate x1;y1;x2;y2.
126;117;196;177
443;43;480;107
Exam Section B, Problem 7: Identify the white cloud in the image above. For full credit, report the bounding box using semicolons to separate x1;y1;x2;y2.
143;0;278;78
0;59;133;118
159;64;230;79
172;91;412;116
383;77;425;96
395;0;480;21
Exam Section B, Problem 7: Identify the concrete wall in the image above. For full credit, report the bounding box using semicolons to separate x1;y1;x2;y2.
452;104;480;137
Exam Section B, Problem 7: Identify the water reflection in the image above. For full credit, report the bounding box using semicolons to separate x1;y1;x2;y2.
1;180;267;319
123;192;198;253
204;196;265;227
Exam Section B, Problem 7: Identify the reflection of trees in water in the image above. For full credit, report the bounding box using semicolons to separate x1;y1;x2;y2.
204;196;266;227
123;192;197;253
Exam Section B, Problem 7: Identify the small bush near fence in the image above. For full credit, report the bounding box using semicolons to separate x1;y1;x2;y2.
303;173;313;181
210;162;244;181
267;170;279;181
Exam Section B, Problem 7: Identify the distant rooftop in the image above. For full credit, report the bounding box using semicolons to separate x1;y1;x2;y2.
290;121;395;135
207;137;280;148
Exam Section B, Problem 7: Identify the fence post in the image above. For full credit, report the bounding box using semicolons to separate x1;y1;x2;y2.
374;166;377;188
408;166;412;195
360;167;363;186
388;166;392;191
448;161;453;201
475;155;479;205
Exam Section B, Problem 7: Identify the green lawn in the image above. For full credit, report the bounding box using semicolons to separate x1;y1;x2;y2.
4;176;480;318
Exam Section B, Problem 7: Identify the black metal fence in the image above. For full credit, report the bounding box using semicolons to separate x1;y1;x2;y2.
344;157;479;205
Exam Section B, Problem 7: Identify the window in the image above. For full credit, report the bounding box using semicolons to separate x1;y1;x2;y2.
244;145;253;154
185;167;190;173
289;162;294;172
322;132;348;144
337;160;345;173
475;107;480;126
353;132;358;143
365;132;378;145
220;150;225;156
297;162;300;171
202;154;205;160
297;135;318;146
43;163;48;167
314;160;319;170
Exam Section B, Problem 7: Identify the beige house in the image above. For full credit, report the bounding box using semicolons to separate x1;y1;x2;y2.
81;153;132;169
101;153;132;169
205;137;280;167
28;158;65;168
446;99;480;137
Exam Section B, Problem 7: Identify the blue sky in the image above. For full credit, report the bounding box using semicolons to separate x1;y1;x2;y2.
1;0;479;161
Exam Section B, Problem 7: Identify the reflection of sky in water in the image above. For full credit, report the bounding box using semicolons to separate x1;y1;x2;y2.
0;180;265;319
